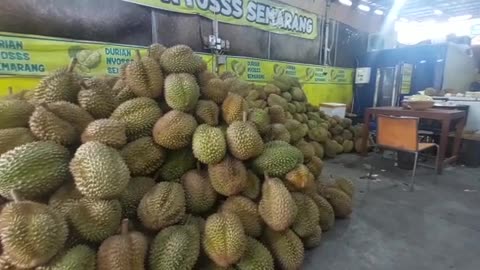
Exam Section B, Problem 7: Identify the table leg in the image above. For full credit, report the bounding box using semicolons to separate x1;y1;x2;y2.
437;119;450;174
451;117;466;162
361;111;371;156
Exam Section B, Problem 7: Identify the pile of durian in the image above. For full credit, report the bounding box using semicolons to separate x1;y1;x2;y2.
0;43;355;270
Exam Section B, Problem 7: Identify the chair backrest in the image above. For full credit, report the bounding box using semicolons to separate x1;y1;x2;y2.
376;114;419;152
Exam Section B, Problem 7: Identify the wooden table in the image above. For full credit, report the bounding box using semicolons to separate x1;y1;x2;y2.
361;107;467;174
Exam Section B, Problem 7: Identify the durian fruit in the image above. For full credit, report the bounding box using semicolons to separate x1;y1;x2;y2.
0;128;36;155
248;108;270;135
39;244;96;270
295;140;315;161
184;215;206;236
112;77;136;104
125;50;164;98
195;100;219;126
192;124;227;165
203;212;247;268
69;198;122;243
263;84;281;96
194;55;208;73
291;192;319;238
342;129;353;140
0;99;34;129
267;94;288;110
208;155;247;196
224;78;251;97
77;85;116;119
149;43;167;62
149;224;200;270
241;170;261;200
282;92;292;102
226;112;264;160
49;183;83;217
310;141;324;159
262;228;304;270
200;78;228;104
252;141;303;177
97;219;148;270
290;87;306;101
137;182;186;231
46;101;94;133
322;187;353;218
302;225;322;249
340;118;352;128
308;126;328;143
258;175;297;231
119;177;156;218
325;139;339;158
120;136;166;176
221;196;263;238
81;119;127;148
305;156;324;178
164;73;200;112
264;123;290;143
342;140;354;153
152;110;198;150
235;237;274;270
181;169;217;214
307;192;335;231
32;59;80;104
222;93;248;125
0;192;68;268
268;105;286;124
285;164;315;191
0;142;70;200
111;97;163;141
284;119;307;143
29;105;77;145
197;71;217;87
70;141;130;199
160;45;198;74
334;177;354;199
156;148;196;181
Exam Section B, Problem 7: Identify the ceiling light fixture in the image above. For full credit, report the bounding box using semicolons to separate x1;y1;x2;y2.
374;9;384;15
433;9;443;15
338;0;353;6
358;4;371;12
448;14;472;22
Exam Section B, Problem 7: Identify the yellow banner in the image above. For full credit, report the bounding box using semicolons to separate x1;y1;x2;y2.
0;32;214;77
220;56;354;106
124;0;317;40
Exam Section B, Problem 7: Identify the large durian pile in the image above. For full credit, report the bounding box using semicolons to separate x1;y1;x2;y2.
0;43;355;270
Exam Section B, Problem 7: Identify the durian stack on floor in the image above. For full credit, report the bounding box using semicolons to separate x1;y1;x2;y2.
0;43;356;270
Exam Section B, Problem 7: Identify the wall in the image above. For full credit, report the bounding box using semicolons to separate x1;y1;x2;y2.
276;0;384;33
0;0;374;68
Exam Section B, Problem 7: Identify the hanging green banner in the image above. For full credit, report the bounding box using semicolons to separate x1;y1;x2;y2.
123;0;317;40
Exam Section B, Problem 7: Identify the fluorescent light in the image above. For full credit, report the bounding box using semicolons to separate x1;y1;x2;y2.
434;9;443;15
358;4;371;12
374;9;384;15
448;14;472;22
399;18;409;23
338;0;353;6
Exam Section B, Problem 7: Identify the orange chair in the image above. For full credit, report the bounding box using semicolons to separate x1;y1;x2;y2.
376;115;440;191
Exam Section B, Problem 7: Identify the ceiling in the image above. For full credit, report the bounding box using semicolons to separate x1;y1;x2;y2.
360;0;480;21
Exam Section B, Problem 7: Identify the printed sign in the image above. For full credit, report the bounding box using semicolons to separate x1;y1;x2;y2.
221;56;354;105
123;0;317;39
0;32;214;77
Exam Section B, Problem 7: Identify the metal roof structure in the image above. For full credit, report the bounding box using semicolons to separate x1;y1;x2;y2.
360;0;480;20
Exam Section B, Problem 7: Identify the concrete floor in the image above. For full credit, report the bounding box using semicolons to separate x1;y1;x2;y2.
304;154;480;270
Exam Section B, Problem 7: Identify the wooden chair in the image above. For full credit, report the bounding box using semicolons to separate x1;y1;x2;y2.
375;114;440;191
